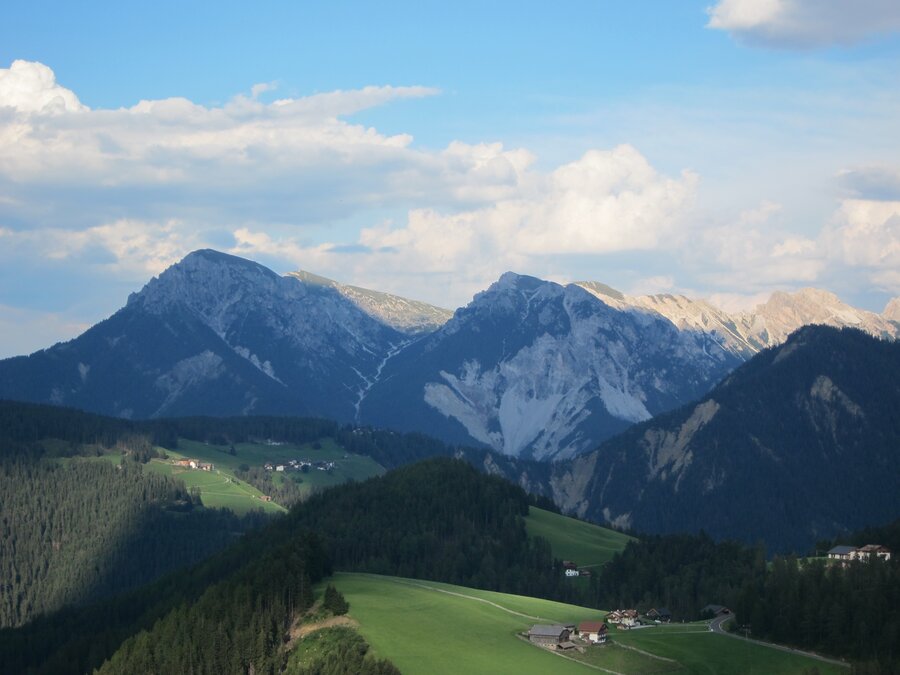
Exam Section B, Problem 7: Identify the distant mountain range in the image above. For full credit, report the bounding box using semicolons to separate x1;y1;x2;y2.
577;281;900;358
1;249;897;461
527;325;900;552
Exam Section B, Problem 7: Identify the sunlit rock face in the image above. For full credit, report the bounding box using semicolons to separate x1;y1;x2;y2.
578;283;900;358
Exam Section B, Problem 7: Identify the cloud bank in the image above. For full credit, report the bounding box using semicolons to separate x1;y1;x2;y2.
0;59;898;357
0;60;699;308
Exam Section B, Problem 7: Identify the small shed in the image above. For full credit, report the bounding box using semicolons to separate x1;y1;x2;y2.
647;608;672;623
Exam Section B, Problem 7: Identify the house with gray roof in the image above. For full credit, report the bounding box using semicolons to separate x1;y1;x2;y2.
827;545;857;562
527;624;571;647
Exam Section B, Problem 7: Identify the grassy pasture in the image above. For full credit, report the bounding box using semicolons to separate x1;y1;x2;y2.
144;438;384;513
327;573;847;675
612;624;847;674
329;573;600;675
146;454;285;515
524;506;634;568
173;438;385;500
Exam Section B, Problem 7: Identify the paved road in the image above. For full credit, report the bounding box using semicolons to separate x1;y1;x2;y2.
709;614;850;669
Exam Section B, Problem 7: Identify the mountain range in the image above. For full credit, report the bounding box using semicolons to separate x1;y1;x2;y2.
0;249;897;461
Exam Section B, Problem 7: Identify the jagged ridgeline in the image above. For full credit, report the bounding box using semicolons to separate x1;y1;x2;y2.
0;458;578;675
2;249;898;463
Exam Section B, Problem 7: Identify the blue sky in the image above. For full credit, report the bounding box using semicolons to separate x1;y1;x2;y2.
1;0;900;356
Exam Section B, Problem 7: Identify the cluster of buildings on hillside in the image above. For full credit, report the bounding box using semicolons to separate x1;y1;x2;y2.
172;458;215;471
526;620;608;651
561;560;592;578
526;606;680;651
263;459;335;473
827;544;891;563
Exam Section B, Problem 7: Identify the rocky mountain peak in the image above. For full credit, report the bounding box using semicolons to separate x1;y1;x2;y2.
128;249;282;317
884;297;900;323
744;287;897;345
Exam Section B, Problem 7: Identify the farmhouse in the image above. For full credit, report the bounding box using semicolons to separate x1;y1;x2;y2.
701;604;731;617
577;621;608;644
827;545;856;561
855;544;891;561
527;624;571;647
606;609;638;628
827;544;892;563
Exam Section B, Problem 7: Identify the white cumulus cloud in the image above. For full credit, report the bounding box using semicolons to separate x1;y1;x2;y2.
825;199;900;291
226;145;699;306
707;0;900;48
0;60;87;113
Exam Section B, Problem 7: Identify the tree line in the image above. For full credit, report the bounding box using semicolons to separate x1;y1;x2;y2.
590;521;900;673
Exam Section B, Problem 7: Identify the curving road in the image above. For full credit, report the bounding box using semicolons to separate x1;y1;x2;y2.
709;614;849;669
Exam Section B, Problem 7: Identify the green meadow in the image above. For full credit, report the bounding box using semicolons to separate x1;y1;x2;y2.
143;438;384;514
524;506;634;568
613;624;847;674
329;573;600;675
173;438;385;499
145;456;286;514
326;573;848;675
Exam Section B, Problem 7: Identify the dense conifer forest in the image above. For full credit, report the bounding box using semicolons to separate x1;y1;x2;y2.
0;455;266;628
595;532;767;619
286;458;583;602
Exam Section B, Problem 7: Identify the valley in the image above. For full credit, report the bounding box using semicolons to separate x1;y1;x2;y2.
0;256;898;673
5;12;900;673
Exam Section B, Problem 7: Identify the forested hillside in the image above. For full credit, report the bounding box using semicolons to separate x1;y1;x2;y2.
0;458;581;674
0;400;454;470
0;455;264;628
0;400;460;631
288;458;586;603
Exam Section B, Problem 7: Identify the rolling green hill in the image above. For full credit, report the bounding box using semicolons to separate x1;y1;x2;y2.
328;573;847;675
524;506;634;569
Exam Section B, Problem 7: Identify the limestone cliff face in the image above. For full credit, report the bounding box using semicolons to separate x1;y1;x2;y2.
362;272;740;462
